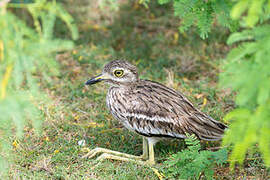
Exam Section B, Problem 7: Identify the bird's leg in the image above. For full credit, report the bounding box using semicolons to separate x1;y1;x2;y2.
82;147;143;160
82;136;149;160
140;137;149;160
146;140;155;165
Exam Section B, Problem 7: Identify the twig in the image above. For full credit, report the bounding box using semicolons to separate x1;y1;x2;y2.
151;167;165;180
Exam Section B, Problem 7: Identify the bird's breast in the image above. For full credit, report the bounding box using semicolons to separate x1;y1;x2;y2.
106;87;132;132
106;87;127;120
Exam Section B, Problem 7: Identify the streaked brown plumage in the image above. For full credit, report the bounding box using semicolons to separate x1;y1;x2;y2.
85;59;227;164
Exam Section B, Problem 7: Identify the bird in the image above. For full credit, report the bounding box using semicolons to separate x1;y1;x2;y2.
83;59;227;165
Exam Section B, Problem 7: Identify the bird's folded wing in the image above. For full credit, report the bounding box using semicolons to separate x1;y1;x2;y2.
118;80;227;140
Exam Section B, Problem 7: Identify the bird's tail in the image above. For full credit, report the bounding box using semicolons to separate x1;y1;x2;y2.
188;112;228;141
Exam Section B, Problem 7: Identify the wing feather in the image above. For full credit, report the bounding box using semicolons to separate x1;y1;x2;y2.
109;80;227;140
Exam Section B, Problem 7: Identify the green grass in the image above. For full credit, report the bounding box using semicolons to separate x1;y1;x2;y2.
8;1;270;179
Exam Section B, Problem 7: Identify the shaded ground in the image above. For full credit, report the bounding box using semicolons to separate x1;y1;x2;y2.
9;1;270;179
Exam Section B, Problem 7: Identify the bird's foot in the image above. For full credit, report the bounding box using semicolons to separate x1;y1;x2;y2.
94;153;156;166
82;147;144;160
139;153;148;160
95;153;145;165
82;147;155;165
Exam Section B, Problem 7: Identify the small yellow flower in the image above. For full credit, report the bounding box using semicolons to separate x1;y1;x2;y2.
74;115;80;120
92;24;100;30
54;149;59;154
72;50;77;55
202;97;207;107
1;64;13;99
173;32;179;45
12;140;18;149
183;77;189;82
78;56;83;61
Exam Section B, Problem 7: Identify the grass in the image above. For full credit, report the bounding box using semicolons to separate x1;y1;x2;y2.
9;1;270;179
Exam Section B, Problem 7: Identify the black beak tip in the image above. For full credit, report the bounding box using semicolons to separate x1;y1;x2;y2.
85;74;104;86
85;78;103;86
85;79;91;85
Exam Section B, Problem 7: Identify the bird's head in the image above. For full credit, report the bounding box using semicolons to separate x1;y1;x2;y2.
85;60;139;86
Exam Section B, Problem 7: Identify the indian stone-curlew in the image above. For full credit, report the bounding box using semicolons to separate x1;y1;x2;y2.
83;60;227;165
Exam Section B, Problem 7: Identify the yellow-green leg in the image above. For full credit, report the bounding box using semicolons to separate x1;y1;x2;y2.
141;137;149;160
146;140;155;165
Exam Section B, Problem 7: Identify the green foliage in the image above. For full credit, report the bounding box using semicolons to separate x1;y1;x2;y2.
162;134;228;179
157;0;237;39
155;0;270;37
154;0;270;169
231;0;270;27
0;0;77;175
220;23;270;168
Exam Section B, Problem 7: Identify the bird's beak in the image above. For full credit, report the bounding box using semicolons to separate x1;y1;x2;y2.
85;74;108;85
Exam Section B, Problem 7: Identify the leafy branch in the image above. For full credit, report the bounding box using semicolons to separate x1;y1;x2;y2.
0;0;77;174
162;134;227;179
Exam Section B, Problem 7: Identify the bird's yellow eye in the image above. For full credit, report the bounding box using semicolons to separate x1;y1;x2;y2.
114;69;124;77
